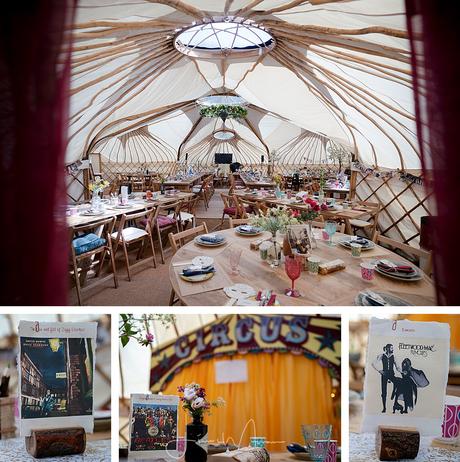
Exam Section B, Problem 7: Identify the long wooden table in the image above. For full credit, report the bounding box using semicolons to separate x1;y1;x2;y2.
234;192;376;234
169;228;436;306
67;192;194;228
160;172;212;191
238;173;276;189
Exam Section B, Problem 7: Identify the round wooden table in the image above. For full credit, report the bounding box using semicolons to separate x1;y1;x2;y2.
169;228;436;306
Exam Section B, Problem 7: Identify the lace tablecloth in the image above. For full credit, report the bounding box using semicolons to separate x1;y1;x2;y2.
350;433;458;462
0;438;110;461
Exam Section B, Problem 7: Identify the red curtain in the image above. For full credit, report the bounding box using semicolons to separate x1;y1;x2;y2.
406;1;460;305
0;2;76;305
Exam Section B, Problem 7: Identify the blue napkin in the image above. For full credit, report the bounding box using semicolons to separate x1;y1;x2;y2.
199;234;224;243
182;265;215;277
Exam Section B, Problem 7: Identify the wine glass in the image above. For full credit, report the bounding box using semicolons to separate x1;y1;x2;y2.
324;221;337;246
229;248;242;275
284;256;302;297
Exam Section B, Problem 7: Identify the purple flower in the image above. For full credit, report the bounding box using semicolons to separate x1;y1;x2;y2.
146;333;154;343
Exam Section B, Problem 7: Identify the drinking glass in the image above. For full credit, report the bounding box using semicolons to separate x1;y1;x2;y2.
324;221;337;246
312;440;330;462
229;248;242;275
284;256;302;297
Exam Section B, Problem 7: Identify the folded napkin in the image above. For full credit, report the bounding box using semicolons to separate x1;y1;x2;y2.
238;225;258;233
362;290;387;306
182;265;215;277
377;261;415;274
200;233;224;243
350;237;370;246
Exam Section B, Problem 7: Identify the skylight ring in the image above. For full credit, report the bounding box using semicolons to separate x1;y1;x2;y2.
174;17;275;58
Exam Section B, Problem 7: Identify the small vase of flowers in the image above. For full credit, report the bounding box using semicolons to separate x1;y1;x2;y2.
178;383;225;462
89;176;109;210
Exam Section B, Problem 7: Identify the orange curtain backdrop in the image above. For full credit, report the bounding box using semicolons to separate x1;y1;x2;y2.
162;352;340;450
404;315;460;349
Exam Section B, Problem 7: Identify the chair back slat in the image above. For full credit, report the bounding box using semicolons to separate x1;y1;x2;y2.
168;223;209;253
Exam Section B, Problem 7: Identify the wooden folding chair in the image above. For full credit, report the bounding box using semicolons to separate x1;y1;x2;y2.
220;192;240;228
110;208;157;281
229;218;250;228
69;217;118;306
167;223;209;305
348;200;380;239
153;201;181;263
375;233;432;276
311;220;345;234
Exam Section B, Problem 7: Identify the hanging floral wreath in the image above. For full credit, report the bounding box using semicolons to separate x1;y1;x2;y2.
199;104;248;119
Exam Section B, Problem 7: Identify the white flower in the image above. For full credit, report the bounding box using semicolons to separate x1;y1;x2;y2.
191;397;205;409
184;387;197;401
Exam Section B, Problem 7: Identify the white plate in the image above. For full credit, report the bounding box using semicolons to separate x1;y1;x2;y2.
81;210;104;216
192;256;214;268
194;236;226;247
235;226;263;236
224;284;256;300
355;291;413;306
180;272;214;282
338;238;375;251
374;264;422;282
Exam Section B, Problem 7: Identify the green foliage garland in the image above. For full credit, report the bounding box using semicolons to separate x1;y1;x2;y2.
199;104;247;119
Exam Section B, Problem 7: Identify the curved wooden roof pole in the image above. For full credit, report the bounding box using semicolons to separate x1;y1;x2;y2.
177;115;204;161
243;112;270;156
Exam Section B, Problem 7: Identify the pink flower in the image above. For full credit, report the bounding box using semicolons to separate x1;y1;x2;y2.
145;333;154;343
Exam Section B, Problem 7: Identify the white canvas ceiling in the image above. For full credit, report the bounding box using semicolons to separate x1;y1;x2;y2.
68;0;419;170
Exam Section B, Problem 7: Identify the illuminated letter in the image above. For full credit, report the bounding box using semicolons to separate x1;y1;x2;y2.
175;335;190;358
210;323;232;348
196;328;206;352
261;316;282;343
286;317;308;344
236;318;254;343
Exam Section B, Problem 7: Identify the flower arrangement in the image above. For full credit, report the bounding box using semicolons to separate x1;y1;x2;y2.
119;314;176;347
273;173;283;186
199;104;247;119
319;169;326;190
89;176;109;194
297;197;320;222
178;383;225;421
249;207;299;237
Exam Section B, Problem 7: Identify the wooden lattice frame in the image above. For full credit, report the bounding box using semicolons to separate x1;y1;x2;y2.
354;171;432;247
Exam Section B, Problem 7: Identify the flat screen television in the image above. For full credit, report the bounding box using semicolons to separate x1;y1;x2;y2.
215;153;233;164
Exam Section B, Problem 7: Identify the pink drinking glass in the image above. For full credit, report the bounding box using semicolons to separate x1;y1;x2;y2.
229;248;242;275
285;256;302;297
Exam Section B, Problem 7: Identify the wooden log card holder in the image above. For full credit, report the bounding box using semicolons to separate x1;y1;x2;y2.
375;426;420;461
25;427;86;458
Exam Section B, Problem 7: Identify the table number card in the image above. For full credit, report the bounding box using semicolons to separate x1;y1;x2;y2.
362;318;450;436
18;321;97;436
129;393;180;460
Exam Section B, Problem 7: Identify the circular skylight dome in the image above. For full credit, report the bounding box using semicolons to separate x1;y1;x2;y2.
213;130;235;140
174;17;275;58
197;95;248;107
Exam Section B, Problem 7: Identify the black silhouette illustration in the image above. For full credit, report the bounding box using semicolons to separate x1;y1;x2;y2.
372;344;400;413
372;344;429;415
391;358;429;414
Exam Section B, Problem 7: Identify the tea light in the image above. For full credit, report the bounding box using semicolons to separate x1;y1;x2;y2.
250;437;266;448
350;242;362;257
307;256;321;274
360;262;375;281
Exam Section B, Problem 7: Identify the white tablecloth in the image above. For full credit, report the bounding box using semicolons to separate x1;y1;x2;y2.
0;438;110;461
350;432;458;462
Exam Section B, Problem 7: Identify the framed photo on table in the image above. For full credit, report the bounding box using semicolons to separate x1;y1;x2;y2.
129;393;180;460
18;320;97;437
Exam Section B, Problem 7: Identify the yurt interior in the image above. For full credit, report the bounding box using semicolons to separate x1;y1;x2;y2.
2;1;457;306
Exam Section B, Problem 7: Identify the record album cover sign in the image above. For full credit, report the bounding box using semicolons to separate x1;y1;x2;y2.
362;318;450;436
129;394;179;460
19;321;97;436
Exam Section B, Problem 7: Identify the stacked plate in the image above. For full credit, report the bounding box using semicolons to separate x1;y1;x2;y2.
338;236;375;251
355;290;413;306
180;258;215;282
80;209;104;216
194;233;226;247
235;225;263;236
375;259;422;281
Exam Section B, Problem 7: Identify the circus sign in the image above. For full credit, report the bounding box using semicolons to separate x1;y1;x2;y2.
150;315;340;392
